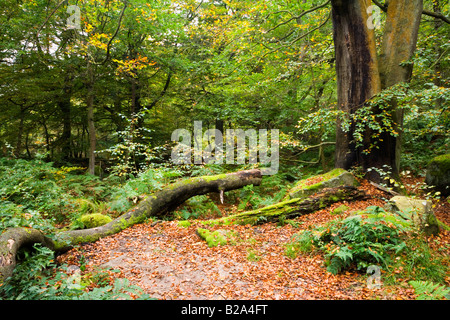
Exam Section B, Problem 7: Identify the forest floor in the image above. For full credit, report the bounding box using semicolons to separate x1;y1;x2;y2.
57;178;450;300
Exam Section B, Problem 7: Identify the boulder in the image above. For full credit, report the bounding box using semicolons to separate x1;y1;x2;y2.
425;154;450;197
288;168;358;199
385;196;440;236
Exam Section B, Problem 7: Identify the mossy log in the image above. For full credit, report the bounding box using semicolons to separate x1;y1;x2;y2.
0;169;262;283
0;228;55;283
205;186;365;226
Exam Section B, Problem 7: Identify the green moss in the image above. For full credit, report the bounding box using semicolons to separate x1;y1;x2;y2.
80;214;112;228
177;220;191;228
437;219;450;231
291;168;349;194
427;154;450;174
196;228;230;247
331;205;349;215
201;174;228;182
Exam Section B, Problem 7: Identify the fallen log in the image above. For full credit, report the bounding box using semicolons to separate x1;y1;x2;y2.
204;186;366;226
0;169;262;283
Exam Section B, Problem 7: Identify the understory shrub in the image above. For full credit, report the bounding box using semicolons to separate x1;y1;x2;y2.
286;206;411;274
286;205;448;288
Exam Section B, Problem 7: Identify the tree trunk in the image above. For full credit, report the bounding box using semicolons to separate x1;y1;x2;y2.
206;186;365;226
331;0;382;171
0;228;55;283
87;63;96;175
0;169;262;282
58;84;72;161
15;107;25;157
377;0;423;177
332;0;423;182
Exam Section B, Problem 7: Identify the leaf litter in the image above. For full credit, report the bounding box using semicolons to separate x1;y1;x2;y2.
57;180;449;300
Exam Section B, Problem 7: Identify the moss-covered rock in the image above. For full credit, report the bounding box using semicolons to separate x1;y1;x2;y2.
385;196;440;236
196;228;235;247
288;168;358;199
425;154;450;197
80;213;113;229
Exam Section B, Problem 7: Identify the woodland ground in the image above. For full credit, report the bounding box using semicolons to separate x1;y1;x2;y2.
57;178;450;300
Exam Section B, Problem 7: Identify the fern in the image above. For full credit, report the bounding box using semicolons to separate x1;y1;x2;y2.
409;281;450;300
287;206;410;274
0;244;151;300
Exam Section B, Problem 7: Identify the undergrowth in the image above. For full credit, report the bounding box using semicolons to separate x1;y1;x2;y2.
285;206;449;288
0;244;150;300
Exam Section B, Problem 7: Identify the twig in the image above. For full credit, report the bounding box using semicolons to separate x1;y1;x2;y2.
369;181;400;196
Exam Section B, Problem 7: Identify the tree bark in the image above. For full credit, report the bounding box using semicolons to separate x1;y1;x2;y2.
0;228;55;283
58;86;72;161
86;62;96;175
331;0;381;171
332;0;423;182
376;0;423;177
0;169;262;283
206;186;365;226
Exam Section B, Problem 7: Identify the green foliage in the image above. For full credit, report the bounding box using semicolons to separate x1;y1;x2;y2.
286;205;448;285
0;244;151;300
286;206;411;274
385;234;449;285
237;174;291;211
0;158;72;223
0;158;119;229
107;165;183;214
409;281;450;300
179;195;221;219
0;200;54;233
99;112;156;177
246;248;262;262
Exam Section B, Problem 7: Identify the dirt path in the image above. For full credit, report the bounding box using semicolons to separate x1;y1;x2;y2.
57;178;449;300
59;199;393;300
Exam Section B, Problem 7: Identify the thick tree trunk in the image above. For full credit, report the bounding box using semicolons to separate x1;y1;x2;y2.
332;0;423;183
331;0;381;171
0;169;262;282
206;186;365;226
377;0;423;176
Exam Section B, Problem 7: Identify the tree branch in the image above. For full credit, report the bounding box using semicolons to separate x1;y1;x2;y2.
372;0;450;24
266;0;331;33
99;0;128;65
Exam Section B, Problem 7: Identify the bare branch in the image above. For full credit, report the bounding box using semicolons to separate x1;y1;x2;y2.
266;0;331;33
99;0;128;65
372;0;450;24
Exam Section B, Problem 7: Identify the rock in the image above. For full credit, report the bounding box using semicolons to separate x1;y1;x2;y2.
288;168;358;199
385;196;440;236
425;154;450;197
80;213;113;229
